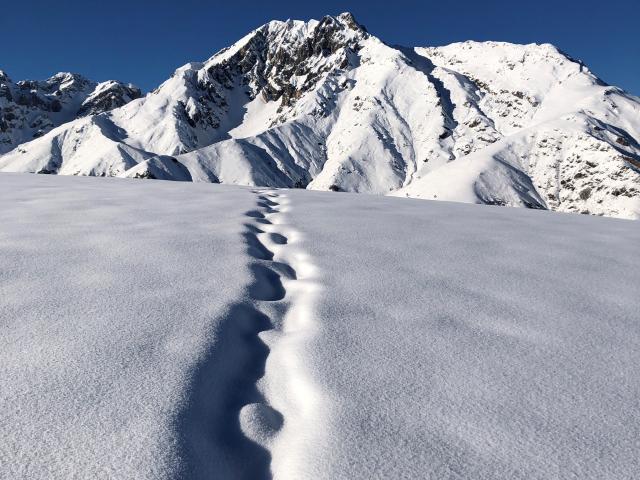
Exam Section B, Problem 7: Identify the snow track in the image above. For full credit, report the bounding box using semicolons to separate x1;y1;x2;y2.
245;190;326;479
238;192;289;459
183;189;325;479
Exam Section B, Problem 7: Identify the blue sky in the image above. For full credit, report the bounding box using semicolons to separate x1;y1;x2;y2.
2;0;638;94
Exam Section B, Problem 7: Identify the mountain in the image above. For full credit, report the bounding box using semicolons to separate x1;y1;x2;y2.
1;13;639;218
0;71;141;155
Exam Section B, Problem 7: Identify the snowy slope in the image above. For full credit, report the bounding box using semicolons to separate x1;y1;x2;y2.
1;13;639;218
0;174;256;478
393;43;640;218
2;173;640;479
279;188;640;479
0;70;140;154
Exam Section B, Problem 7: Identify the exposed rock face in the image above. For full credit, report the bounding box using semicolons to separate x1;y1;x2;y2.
161;13;368;152
1;13;639;219
0;72;140;153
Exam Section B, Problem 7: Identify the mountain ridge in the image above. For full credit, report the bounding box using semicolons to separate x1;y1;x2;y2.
1;13;639;218
0;70;141;155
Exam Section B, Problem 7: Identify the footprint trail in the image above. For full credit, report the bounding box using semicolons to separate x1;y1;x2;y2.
238;189;325;479
178;189;322;480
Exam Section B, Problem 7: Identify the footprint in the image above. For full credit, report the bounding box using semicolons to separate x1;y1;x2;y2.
239;403;284;445
245;210;266;219
257;196;278;207
267;233;288;245
244;224;264;234
257;201;279;210
248;264;286;301
270;261;297;280
261;206;279;214
243;232;274;261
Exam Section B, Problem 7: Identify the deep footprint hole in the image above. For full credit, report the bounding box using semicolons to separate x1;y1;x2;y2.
268;233;288;245
257;202;279;211
245;210;266;219
257;197;278;207
243;233;274;261
244;224;264;234
248;264;286;301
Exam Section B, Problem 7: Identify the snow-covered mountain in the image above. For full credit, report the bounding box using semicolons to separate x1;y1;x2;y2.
0;71;141;155
1;13;639;218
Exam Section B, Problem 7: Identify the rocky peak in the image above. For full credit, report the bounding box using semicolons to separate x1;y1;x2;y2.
78;81;142;117
335;12;368;33
45;72;93;93
175;13;368;135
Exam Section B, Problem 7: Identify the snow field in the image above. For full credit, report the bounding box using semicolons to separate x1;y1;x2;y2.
2;172;640;479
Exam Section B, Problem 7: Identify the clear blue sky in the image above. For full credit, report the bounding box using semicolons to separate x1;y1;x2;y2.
2;0;638;94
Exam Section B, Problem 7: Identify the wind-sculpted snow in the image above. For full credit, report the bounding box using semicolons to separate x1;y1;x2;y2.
1;13;639;218
1;173;640;478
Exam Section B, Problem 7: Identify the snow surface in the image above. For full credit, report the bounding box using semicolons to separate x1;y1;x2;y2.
1;172;640;479
0;174;255;478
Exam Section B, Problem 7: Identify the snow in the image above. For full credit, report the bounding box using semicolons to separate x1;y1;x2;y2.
0;174;255;478
2;172;640;479
0;72;139;154
228;95;280;139
279;188;640;478
122;155;193;181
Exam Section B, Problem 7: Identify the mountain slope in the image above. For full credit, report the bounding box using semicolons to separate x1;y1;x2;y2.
1;13;638;218
392;42;640;218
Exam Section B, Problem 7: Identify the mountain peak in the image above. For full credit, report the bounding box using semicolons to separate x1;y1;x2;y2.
49;71;85;81
335;12;367;32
